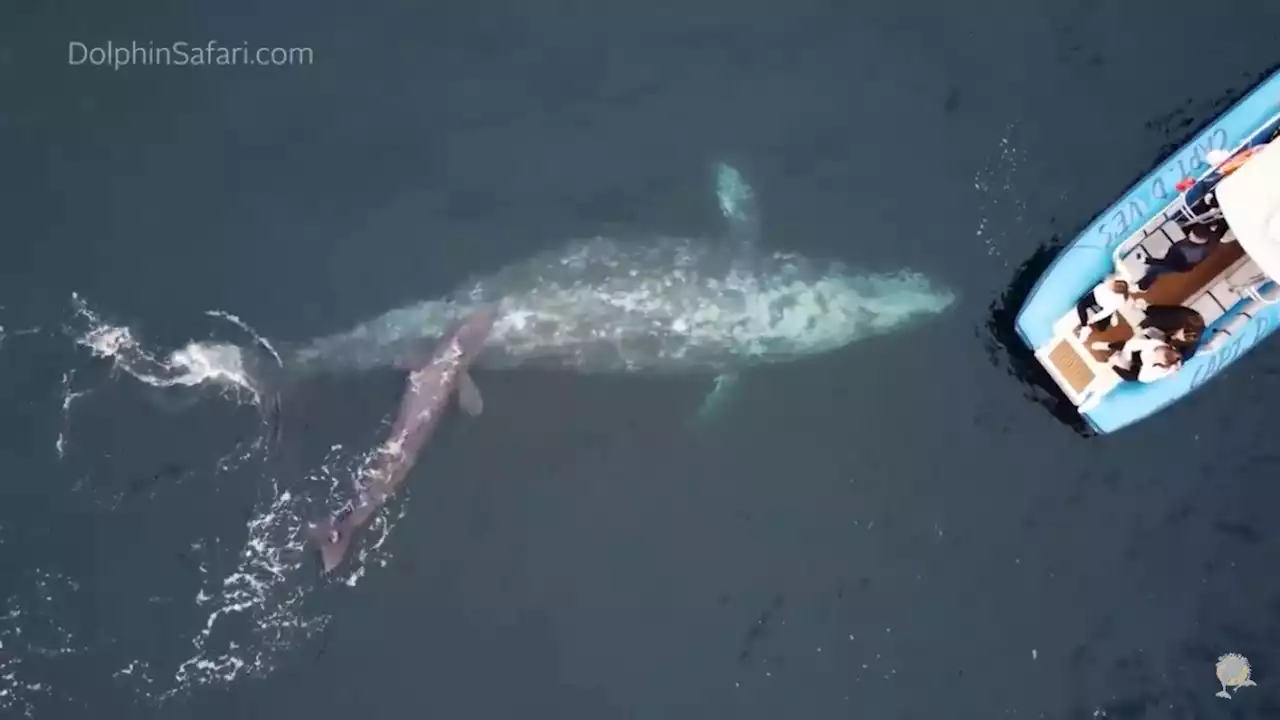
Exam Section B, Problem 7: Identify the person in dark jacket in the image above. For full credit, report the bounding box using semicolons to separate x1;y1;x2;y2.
1137;304;1204;360
1092;304;1204;362
1136;219;1232;291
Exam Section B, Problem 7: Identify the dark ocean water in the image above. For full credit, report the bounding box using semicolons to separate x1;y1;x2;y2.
5;1;1280;718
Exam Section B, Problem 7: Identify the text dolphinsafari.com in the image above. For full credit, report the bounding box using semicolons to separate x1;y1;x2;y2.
68;41;314;70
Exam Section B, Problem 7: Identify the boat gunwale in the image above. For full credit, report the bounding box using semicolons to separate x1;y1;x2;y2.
1008;64;1280;435
1014;64;1280;351
1110;109;1280;272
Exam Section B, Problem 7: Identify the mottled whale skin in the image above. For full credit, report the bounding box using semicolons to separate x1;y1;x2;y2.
285;235;956;378
308;309;494;575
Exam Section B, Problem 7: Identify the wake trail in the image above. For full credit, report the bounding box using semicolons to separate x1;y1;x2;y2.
68;292;269;400
0;294;411;712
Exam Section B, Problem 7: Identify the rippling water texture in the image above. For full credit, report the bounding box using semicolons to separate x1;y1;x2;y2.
4;1;1280;718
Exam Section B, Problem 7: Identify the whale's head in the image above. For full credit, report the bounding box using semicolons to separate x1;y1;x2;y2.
832;269;957;338
735;266;956;357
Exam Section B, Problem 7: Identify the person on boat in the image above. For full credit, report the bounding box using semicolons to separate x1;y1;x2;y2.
1074;275;1140;341
1090;302;1198;358
1135;218;1233;291
1090;304;1204;361
1137;304;1204;360
1105;335;1183;383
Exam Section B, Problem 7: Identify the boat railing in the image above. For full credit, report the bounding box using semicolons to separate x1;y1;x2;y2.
1109;109;1280;271
1112;221;1157;269
1228;271;1280;304
1174;197;1224;225
1200;281;1280;353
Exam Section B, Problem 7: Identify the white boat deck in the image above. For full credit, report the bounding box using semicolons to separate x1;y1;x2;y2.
1038;217;1257;410
1033;114;1280;417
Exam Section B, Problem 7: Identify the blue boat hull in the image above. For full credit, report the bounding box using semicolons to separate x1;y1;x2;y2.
1014;67;1280;434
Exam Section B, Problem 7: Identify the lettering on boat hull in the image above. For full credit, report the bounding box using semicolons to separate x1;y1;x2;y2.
1190;305;1279;390
1096;127;1230;246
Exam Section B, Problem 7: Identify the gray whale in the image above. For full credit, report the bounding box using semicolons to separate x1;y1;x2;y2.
262;163;954;418
288;234;955;377
308;310;494;574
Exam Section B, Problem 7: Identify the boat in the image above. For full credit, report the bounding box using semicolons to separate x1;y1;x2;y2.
1013;67;1280;434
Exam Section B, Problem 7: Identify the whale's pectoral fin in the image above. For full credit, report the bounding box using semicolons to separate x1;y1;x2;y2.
691;372;740;426
457;371;484;416
713;162;760;252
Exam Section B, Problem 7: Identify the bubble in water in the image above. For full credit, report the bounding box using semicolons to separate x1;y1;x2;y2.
973;121;1028;267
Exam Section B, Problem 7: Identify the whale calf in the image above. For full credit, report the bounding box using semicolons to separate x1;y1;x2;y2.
261;164;955;418
308;309;494;574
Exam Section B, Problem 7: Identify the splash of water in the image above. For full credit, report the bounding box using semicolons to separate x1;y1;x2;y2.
0;294;413;710
165;480;319;698
68;293;265;399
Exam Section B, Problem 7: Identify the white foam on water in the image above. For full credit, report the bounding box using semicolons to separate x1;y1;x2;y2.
187;470;399;683
0;570;83;719
57;296;266;464
28;295;416;709
55;370;88;460
162;480;323;700
68;293;263;399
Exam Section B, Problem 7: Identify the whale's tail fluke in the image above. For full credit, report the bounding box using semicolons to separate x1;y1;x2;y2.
165;337;303;445
306;518;352;575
